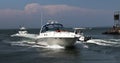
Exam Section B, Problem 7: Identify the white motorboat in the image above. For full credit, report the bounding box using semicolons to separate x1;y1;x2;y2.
36;21;82;47
11;27;37;39
74;28;91;41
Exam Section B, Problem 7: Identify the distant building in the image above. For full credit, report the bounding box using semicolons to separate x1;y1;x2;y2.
103;11;120;34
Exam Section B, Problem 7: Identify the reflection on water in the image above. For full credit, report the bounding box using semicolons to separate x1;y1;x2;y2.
35;47;80;58
22;47;81;63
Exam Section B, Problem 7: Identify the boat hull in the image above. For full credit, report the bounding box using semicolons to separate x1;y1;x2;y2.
37;37;77;47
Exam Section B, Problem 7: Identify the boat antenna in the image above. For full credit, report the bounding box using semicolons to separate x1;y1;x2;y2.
40;12;43;28
39;12;43;34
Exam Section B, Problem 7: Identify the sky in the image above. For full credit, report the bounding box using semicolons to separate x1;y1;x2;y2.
0;0;120;29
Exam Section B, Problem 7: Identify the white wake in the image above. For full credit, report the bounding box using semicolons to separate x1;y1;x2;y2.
86;39;120;47
10;40;65;49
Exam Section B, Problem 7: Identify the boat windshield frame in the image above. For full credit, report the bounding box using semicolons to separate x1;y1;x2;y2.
41;23;64;32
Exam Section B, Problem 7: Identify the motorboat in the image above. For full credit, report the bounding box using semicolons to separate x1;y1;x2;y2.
36;21;84;47
11;27;37;39
74;28;91;41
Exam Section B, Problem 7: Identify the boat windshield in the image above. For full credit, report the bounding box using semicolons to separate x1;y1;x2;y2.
20;27;26;31
41;23;64;32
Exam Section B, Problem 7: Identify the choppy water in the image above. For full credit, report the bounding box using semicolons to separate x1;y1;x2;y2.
0;28;120;63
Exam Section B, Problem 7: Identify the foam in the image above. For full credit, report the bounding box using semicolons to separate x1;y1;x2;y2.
45;45;64;49
10;40;65;49
86;39;120;47
76;41;89;48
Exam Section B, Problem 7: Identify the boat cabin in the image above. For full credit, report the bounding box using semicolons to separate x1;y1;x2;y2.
18;27;28;34
41;23;64;33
